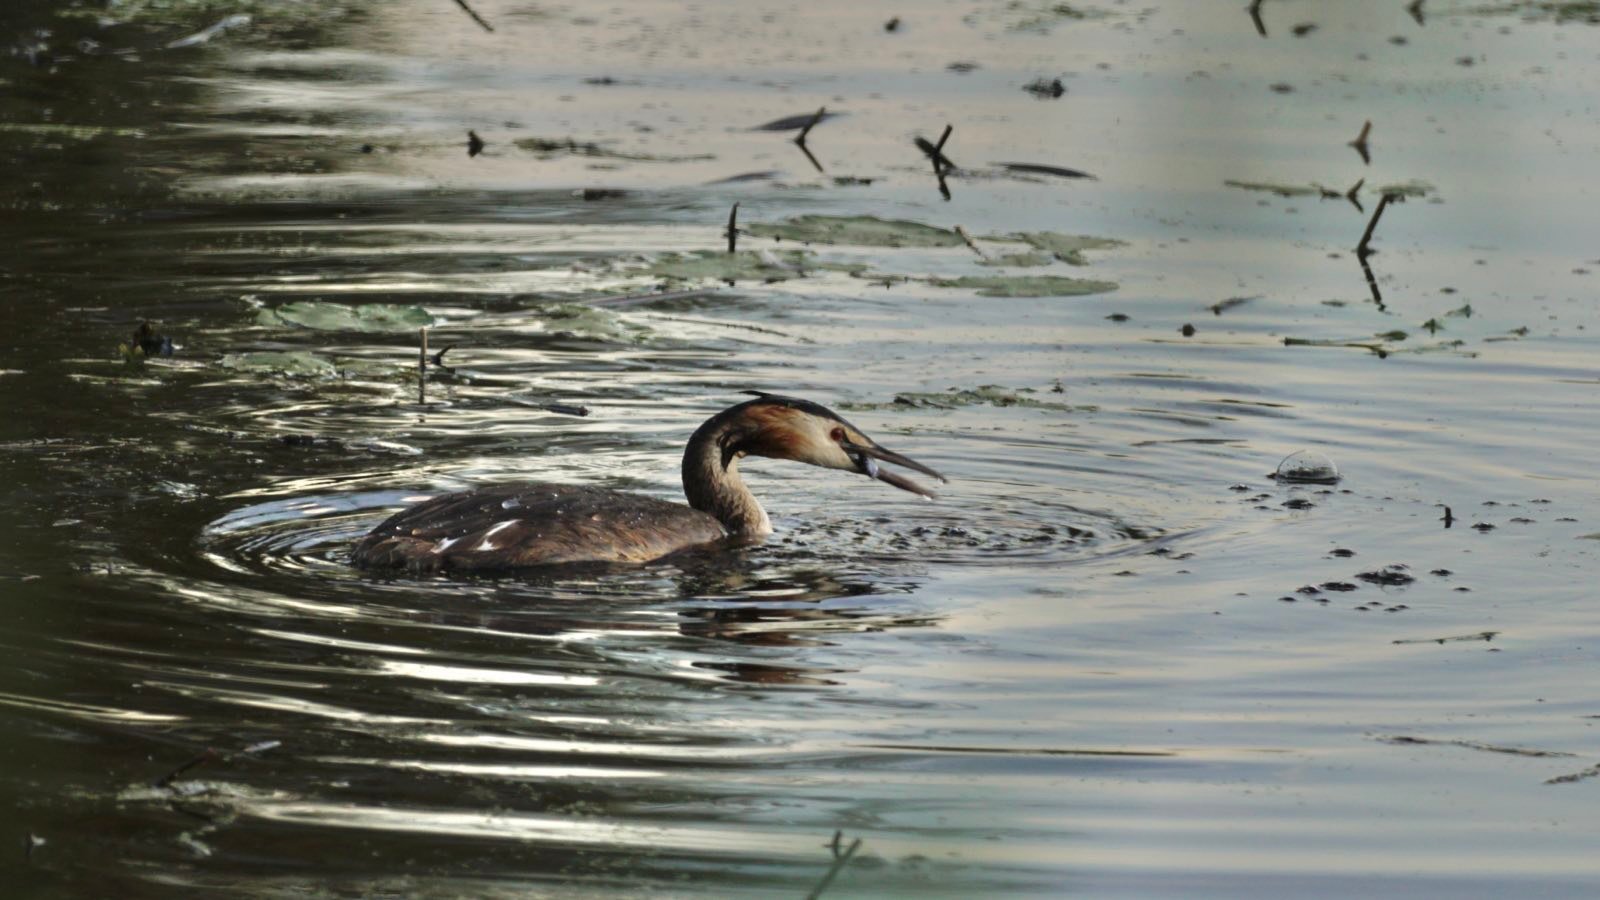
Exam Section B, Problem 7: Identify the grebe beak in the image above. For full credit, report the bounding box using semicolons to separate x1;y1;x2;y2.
840;439;947;498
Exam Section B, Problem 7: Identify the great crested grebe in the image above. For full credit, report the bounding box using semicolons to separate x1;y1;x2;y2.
352;392;946;571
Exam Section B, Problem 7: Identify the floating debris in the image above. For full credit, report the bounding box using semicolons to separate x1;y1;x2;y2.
994;162;1096;180
512;137;712;163
1378;735;1573;758
1357;565;1415;586
1209;297;1253;315
467;130;485;157
1392;630;1499;645
1022;77;1066;98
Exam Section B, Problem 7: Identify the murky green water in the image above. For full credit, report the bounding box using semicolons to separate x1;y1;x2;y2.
5;1;1600;895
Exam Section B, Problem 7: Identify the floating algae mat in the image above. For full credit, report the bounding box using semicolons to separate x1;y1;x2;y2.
217;351;338;377
928;274;1118;297
845;385;1096;412
744;215;965;248
1005;233;1126;266
978;251;1055;268
256;302;434;332
644;249;829;282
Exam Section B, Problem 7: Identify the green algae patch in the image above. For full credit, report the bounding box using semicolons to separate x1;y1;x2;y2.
744;215;964;248
538;304;650;343
1224;180;1323;198
845;385;1096;412
256;302;434;332
218;351;337;377
977;251;1055;268
1004;232;1126;266
928;274;1118;297
644;249;822;282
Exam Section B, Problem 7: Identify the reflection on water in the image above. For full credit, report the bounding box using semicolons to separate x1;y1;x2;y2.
6;0;1600;896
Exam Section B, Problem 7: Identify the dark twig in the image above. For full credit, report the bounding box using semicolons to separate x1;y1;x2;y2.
1348;120;1371;165
430;344;455;373
913;125;956;201
451;0;496;32
1346;177;1365;213
806;831;864;900
954;225;991;261
793;107;826;174
1355;192;1397;258
539;403;590;417
796;106;826;146
1247;0;1267;37
418;327;428;404
726;202;739;254
154;748;221;788
1358;253;1384;309
153;739;281;789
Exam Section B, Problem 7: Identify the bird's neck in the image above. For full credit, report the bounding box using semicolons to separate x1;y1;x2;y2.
682;413;772;536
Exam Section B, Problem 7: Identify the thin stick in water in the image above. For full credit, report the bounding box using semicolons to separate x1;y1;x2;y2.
954;225;991;261
793;107;827;173
1355;192;1396;257
418;327;428;404
451;0;495;32
726;202;739;254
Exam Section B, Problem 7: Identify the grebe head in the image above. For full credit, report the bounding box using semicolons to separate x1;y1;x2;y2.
728;391;947;497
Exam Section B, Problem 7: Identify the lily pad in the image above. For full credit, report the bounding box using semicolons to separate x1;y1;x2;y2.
218;351;337;377
744;215;964;248
928;274;1118;297
257;302;433;332
1005;232;1125;266
644;249;820;282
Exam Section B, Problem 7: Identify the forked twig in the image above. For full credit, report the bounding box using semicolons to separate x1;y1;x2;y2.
806;831;864;900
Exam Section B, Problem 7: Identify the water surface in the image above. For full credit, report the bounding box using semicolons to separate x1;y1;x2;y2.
5;1;1600;896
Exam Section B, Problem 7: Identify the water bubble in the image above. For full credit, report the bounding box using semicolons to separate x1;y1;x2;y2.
1274;449;1340;484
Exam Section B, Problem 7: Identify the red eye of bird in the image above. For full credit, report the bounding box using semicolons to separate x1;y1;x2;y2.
830;427;846;442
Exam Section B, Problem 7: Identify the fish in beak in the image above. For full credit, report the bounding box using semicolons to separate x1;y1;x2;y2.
840;438;947;498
